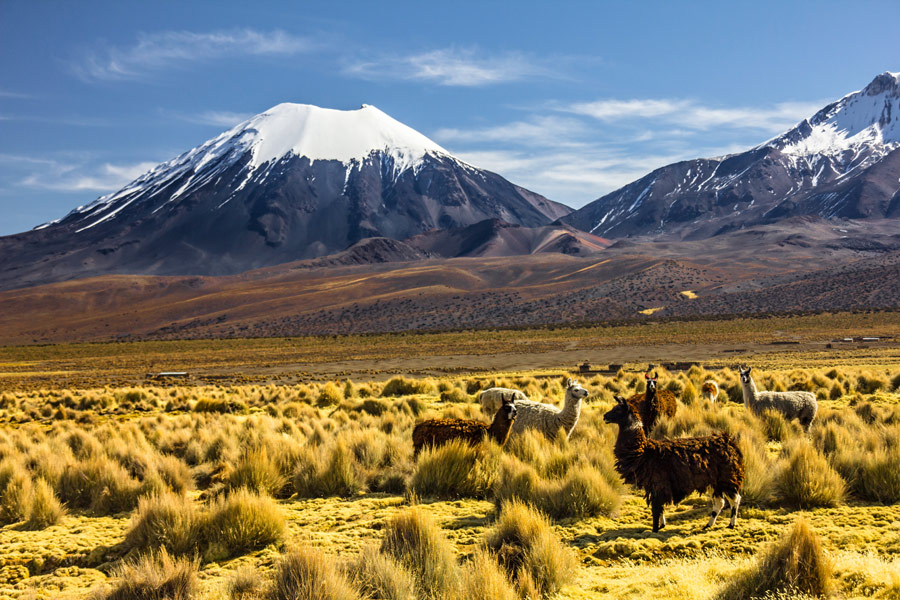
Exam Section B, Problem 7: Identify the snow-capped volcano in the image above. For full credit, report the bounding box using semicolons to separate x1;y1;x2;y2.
562;72;900;239
3;103;570;289
50;103;459;233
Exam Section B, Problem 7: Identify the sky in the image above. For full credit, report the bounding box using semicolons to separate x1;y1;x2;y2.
1;0;899;236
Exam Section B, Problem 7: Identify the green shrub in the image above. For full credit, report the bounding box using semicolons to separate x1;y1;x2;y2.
270;545;361;600
483;500;577;598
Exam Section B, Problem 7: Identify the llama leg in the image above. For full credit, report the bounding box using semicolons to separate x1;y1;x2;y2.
651;500;664;532
727;493;741;528
659;511;666;529
704;496;725;529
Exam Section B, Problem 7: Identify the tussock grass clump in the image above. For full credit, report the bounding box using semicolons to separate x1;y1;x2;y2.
776;441;845;508
758;409;800;442
271;545;361;600
293;441;365;498
57;455;145;515
0;461;32;525
483;500;576;598
493;457;621;519
228;447;287;498
193;397;248;414
97;549;199;600
125;492;201;556
381;377;431;398
317;382;344;407
380;508;461;599
717;518;832;599
409;439;501;499
23;477;65;529
736;434;777;506
228;565;267;600
459;549;517;600
203;488;285;561
850;444;900;504
347;545;416;600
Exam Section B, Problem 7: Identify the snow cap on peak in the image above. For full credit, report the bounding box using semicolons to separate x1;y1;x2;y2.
862;71;900;96
232;102;450;170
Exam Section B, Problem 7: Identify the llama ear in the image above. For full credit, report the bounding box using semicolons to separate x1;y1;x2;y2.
614;395;626;404
567;378;574;387
644;373;650;379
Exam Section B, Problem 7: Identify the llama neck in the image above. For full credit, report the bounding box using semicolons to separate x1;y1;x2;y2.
741;376;758;409
488;411;515;446
560;391;582;420
613;421;646;471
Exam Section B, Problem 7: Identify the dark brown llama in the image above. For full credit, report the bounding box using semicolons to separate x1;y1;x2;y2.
412;394;517;457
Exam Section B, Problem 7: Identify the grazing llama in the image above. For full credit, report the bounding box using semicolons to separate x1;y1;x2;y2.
738;365;817;430
626;373;677;434
604;395;744;532
413;394;518;456
480;387;529;418
509;378;587;439
701;380;719;403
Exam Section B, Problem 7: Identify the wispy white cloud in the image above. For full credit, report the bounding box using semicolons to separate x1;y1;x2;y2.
73;29;316;82
434;116;589;148
345;47;556;87
168;110;253;127
0;90;35;99
565;98;824;133
10;155;158;193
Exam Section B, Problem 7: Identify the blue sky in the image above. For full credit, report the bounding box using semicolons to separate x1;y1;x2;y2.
1;0;898;236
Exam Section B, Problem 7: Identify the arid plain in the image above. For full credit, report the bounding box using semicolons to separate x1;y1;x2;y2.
0;313;898;598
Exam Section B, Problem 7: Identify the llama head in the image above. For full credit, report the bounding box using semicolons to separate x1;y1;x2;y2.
566;379;588;400
645;372;658;393
498;393;517;420
702;381;718;394
604;395;641;429
739;366;752;383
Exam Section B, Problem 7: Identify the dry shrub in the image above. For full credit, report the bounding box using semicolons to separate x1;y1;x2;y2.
459;549;517;600
717;517;832;599
96;549;199;600
57;455;144;515
380;508;460;599
193;397;248;414
125;492;201;556
736;434;777;506
381;377;431;398
483;499;576;598
228;447;286;497
681;380;697;404
776;441;845;508
155;455;194;495
492;457;620;519
293;441;364;498
23;478;65;529
347;545;416;600
317;382;344;407
409;439;501;499
0;461;31;524
848;444;900;504
228;565;267;600
203;488;285;561
271;545;360;600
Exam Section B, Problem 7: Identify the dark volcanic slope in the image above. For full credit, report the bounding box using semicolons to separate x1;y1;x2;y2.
405;219;611;258
563;72;900;239
0;104;570;291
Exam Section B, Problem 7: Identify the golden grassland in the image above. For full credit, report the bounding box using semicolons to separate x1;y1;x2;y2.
0;351;897;598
